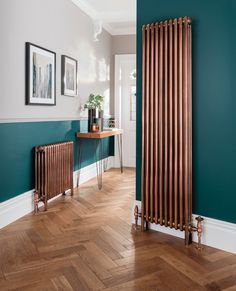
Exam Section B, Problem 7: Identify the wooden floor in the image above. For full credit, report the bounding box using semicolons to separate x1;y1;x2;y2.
0;168;236;291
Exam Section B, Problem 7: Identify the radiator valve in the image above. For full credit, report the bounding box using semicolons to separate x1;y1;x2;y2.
189;216;204;250
34;191;39;214
134;205;139;229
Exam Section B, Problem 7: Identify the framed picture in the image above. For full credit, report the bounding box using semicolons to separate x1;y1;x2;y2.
25;42;56;105
61;55;78;97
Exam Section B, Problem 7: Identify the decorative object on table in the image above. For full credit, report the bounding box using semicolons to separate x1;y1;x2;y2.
94;117;102;132
109;118;117;128
103;117;119;131
109;117;120;128
88;108;96;132
61;55;78;97
25;42;56;105
91;123;100;132
83;93;104;132
98;110;104;131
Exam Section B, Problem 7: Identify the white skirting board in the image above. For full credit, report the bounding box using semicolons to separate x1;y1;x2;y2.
132;200;236;254
0;157;114;229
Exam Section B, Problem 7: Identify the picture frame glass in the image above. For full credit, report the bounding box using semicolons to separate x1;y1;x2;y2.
27;43;56;105
62;56;78;97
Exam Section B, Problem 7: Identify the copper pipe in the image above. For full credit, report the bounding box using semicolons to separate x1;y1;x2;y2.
44;146;46;199
63;145;65;193
34;147;39;213
189;23;193;226
55;145;58;199
178;17;183;231
158;22;163;225
154;24;159;224
149;24;155;223
70;143;74;195
35;147;38;196
52;145;55;204
64;144;68;187
164;20;168;227
183;16;189;243
58;145;61;194
141;25;146;231
65;144;67;191
168;18;173;227
47;147;50;199
145;25;150;224
174;18;178;230
68;143;70;189
68;143;70;187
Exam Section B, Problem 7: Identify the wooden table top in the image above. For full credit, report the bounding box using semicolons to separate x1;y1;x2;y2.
76;129;123;139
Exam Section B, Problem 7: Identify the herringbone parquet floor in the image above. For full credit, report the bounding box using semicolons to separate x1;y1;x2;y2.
0;168;236;291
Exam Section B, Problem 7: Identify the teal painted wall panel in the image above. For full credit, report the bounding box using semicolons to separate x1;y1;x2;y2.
0;120;114;202
137;0;236;223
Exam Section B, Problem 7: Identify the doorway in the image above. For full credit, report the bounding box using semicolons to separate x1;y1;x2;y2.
114;54;136;168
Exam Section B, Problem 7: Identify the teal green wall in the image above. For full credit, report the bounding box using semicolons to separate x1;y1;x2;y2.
0;120;114;203
137;0;236;223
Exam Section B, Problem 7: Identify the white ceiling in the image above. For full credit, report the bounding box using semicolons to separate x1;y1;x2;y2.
71;0;136;35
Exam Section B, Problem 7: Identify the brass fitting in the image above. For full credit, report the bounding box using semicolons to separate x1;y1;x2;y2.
34;191;39;214
189;216;204;250
134;205;139;229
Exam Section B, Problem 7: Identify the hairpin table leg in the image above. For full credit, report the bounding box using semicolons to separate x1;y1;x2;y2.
95;139;103;190
77;139;83;188
117;134;123;173
103;157;108;172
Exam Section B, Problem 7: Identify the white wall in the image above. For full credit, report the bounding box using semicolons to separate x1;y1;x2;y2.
110;34;136;115
112;35;136;55
0;0;112;122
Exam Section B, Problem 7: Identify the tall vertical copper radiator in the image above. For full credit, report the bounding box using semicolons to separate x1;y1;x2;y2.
34;141;74;213
136;16;202;246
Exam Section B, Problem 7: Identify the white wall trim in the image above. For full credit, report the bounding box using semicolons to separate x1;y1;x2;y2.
132;200;236;254
0;117;83;124
70;0;136;36
103;23;136;36
0;157;114;229
71;0;97;19
112;28;136;36
0;190;34;229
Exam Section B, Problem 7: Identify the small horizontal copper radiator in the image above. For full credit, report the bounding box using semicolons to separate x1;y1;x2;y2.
34;141;74;212
141;17;193;244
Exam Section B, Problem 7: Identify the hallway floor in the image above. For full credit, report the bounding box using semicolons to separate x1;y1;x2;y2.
0;168;236;290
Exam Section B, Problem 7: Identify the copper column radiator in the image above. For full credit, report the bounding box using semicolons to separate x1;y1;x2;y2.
135;17;203;246
34;141;74;213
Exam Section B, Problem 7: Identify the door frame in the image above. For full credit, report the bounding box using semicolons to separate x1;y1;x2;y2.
114;54;136;168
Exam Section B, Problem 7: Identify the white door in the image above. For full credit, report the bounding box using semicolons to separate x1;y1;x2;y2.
115;54;136;168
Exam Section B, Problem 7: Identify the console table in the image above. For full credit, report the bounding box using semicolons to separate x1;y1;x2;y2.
76;129;123;190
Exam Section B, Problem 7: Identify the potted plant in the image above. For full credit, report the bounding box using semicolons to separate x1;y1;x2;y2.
84;93;104;132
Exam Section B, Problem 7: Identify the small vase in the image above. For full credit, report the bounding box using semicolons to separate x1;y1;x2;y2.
99;110;104;131
88;109;96;132
94;118;102;132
